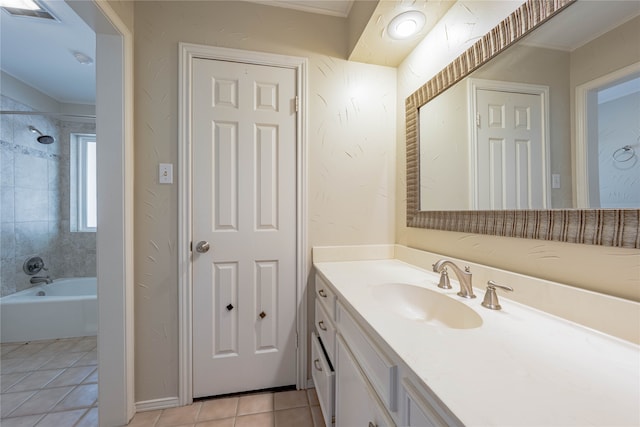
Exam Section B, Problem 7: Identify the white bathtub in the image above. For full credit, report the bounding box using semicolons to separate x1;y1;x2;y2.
0;278;97;343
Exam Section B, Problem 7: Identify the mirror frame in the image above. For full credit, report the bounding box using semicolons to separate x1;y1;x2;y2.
406;0;640;249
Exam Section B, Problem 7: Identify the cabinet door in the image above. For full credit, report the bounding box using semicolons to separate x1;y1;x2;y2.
335;335;395;427
401;378;460;427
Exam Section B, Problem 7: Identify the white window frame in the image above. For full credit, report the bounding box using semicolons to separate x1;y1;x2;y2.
71;133;97;232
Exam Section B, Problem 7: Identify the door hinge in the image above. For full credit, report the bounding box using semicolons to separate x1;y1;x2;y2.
295;96;299;113
190;241;193;252
296;332;299;348
476;113;481;127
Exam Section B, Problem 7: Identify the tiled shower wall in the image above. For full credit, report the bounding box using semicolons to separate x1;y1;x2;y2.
0;95;96;297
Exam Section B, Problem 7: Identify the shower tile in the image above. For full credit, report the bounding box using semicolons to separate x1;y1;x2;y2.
58;159;70;221
1;265;17;297
14;154;48;190
1;148;14;187
1;222;16;258
48;191;61;224
1;186;15;223
47;158;59;190
0;115;13;143
14;221;51;257
15;190;49;222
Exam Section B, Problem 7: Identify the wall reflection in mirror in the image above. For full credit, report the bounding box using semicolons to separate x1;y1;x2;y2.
418;0;640;211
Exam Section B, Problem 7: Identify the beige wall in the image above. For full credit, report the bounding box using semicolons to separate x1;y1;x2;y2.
133;1;396;402
106;0;134;33
397;5;640;304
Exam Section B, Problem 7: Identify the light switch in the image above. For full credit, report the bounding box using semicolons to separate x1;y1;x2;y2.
552;174;560;189
159;163;173;184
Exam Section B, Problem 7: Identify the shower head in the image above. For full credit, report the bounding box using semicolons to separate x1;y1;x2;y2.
28;126;55;144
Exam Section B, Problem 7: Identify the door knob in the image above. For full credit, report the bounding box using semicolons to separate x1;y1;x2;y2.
195;241;210;253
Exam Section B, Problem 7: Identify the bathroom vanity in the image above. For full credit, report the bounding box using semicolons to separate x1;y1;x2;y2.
311;247;640;426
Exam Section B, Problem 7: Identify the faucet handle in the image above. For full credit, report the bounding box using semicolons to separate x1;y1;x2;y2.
481;280;513;310
437;268;452;289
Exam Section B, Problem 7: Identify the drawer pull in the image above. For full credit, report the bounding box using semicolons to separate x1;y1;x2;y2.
318;289;327;297
314;358;323;371
318;320;327;331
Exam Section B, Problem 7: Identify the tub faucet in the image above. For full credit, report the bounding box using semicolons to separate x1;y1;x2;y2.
30;276;52;285
432;259;476;299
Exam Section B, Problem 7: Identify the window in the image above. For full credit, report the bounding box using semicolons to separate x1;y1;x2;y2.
71;133;97;232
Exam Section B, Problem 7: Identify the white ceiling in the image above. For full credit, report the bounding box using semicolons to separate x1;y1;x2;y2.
245;0;354;17
0;0;354;106
1;1;638;107
521;0;640;52
0;0;96;105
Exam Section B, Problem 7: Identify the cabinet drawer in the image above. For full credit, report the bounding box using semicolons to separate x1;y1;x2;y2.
315;299;336;364
337;301;398;412
312;332;335;426
316;274;336;320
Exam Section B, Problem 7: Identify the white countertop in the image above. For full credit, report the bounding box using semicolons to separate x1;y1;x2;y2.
315;259;640;426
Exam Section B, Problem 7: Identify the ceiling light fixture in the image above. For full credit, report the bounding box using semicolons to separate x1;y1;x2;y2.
387;10;426;40
0;0;39;10
0;0;56;20
71;50;94;65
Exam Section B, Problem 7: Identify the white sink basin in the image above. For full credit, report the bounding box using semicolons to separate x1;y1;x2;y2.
371;283;482;329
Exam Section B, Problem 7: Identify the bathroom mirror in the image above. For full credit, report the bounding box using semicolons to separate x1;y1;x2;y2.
406;0;640;248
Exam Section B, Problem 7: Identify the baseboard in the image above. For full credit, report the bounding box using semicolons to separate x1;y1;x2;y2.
135;397;180;412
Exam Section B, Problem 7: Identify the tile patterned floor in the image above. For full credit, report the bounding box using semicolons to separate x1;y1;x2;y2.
0;336;98;427
1;337;325;427
127;389;327;427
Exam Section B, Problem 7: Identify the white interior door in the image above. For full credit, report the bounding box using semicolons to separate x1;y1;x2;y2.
192;58;297;398
475;89;547;209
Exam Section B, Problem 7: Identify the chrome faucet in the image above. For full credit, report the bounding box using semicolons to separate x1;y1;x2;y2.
30;276;53;285
432;259;476;298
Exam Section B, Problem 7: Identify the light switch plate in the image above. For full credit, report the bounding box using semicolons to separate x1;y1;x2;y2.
159;163;173;184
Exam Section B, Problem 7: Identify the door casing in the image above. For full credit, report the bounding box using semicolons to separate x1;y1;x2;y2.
467;78;551;209
575;62;640;208
178;43;308;406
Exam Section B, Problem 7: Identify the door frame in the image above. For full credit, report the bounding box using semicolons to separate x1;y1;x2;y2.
467;78;550;209
574;61;640;208
65;1;135;425
178;43;308;405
